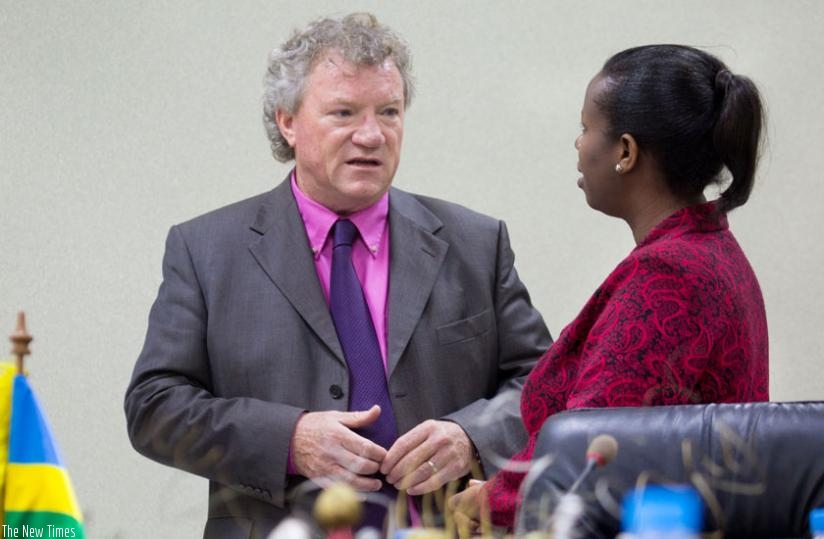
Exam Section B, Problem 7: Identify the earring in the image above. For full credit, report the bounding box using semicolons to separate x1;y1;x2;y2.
615;163;624;174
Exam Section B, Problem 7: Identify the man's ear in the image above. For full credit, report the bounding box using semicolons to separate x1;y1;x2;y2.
275;109;296;147
617;133;639;174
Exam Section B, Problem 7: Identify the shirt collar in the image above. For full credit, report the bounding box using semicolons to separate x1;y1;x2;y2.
290;171;389;259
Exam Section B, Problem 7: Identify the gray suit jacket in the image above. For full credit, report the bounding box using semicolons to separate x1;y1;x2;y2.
125;178;551;538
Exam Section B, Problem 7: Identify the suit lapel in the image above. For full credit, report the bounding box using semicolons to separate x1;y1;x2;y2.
247;178;346;365
386;189;448;377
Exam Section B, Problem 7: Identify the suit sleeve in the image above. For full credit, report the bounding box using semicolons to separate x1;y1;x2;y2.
443;221;552;475
124;225;303;507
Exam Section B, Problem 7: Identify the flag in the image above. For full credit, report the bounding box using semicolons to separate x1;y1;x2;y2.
1;361;85;537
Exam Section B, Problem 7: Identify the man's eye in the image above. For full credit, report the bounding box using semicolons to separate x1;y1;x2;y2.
332;110;352;118
382;108;400;117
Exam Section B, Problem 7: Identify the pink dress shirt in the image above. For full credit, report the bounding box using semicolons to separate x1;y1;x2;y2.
288;175;438;525
290;174;391;365
285;173;394;478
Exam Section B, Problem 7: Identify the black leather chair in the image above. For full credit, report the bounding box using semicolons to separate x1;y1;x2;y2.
519;402;824;538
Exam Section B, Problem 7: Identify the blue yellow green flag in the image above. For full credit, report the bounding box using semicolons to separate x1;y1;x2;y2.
1;362;85;538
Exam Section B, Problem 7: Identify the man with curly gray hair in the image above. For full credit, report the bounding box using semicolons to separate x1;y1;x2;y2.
263;12;415;164
125;12;550;538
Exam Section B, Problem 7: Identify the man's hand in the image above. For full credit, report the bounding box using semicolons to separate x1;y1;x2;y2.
380;419;475;495
291;405;387;492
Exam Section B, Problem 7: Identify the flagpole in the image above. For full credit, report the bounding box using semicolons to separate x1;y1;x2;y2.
10;310;33;375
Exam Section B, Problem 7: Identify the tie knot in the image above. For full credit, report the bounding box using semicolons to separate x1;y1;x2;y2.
333;219;359;248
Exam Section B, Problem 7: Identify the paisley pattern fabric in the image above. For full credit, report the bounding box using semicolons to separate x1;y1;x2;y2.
486;202;769;527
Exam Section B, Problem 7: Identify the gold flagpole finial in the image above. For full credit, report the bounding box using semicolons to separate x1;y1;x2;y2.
10;311;33;375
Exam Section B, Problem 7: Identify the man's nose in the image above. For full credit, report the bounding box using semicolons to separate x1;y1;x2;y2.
574;134;582;150
352;114;385;147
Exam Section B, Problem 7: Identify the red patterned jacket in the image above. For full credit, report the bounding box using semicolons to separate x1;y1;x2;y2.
486;202;769;527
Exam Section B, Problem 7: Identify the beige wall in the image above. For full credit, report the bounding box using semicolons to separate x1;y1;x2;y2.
1;1;822;536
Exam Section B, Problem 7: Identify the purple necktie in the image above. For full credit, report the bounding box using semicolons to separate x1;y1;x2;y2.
329;219;398;529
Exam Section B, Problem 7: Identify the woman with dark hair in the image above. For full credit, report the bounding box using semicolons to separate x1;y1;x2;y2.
449;44;769;532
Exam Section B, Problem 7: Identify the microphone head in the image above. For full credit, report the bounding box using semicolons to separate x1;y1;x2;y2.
586;434;618;467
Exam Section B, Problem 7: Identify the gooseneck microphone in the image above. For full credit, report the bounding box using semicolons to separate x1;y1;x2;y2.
545;434;620;539
515;433;619;537
568;434;619;494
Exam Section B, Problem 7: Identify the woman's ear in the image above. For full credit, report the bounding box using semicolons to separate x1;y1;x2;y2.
616;133;639;174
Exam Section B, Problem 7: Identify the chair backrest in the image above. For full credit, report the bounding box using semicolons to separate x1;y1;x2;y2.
519;401;824;538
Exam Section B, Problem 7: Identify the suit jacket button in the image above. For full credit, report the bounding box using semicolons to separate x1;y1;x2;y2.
329;385;344;399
